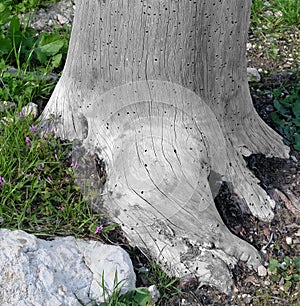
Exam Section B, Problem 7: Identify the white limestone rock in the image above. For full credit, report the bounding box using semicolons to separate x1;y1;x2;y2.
0;229;136;305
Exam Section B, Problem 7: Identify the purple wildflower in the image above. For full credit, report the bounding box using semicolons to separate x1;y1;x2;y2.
70;161;78;169
21;171;29;178
0;176;5;188
25;136;32;147
30;125;38;133
37;163;45;171
46;176;52;183
19;109;25;117
54;153;59;161
94;225;104;235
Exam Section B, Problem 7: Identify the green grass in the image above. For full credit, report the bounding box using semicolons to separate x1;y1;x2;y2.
271;83;300;150
0;112;102;237
251;0;300;32
11;0;61;14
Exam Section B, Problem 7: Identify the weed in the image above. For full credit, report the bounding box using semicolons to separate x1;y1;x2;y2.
268;256;300;291
0;0;69;70
145;262;181;304
99;272;151;306
271;83;300;150
11;0;60;14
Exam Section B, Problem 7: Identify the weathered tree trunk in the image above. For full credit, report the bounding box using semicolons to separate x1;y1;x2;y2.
41;0;289;292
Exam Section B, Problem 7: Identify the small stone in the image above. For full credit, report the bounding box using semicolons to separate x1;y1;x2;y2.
258;265;267;277
265;10;273;17
57;13;69;24
181;299;189;306
21;102;39;118
265;105;274;112
148;285;161;304
286;237;293;245
247;67;261;82
274;11;283;17
264;281;271;286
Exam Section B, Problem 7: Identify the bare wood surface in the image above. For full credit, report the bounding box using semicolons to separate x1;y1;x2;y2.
41;0;290;292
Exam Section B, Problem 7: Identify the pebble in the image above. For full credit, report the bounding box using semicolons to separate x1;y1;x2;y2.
148;285;161;304
258;265;267;277
286;237;293;245
265;11;273;17
247;67;261;82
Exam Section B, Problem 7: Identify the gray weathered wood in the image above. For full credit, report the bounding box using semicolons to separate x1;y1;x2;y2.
41;0;289;292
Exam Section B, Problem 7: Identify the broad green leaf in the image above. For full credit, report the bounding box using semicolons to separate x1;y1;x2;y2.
292;118;300;127
284;256;291;268
0;37;12;55
34;49;47;64
0;2;11;26
271;112;283;126
273;99;287;116
293;256;300;270
0;3;6;13
37;39;64;56
8;16;21;36
283;280;292;292
294;134;300;148
292;101;300;117
134;290;151;306
269;258;280;272
51;53;62;68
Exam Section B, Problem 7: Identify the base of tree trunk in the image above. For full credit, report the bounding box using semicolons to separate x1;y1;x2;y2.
41;80;289;293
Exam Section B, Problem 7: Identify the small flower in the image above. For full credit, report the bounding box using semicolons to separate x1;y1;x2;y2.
54;153;59;161
0;176;5;188
70;161;78;169
21;171;29;178
30;124;38;133
94;225;104;235
37;163;45;171
46;176;52;183
25;136;32;147
19;109;25;117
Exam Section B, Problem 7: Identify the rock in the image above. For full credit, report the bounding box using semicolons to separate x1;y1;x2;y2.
286;237;293;245
20;102;39;118
247;67;261;82
257;265;267;277
148;285;161;304
0;229;136;305
26;0;75;31
264;10;273;17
